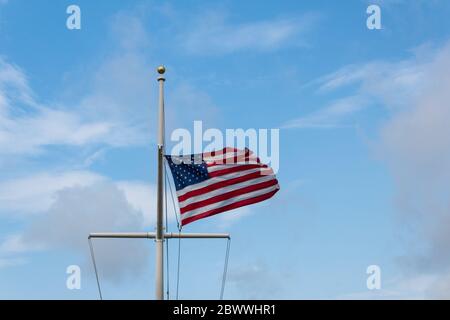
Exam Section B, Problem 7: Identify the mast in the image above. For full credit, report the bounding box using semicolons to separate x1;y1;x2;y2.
156;65;166;300
88;66;230;301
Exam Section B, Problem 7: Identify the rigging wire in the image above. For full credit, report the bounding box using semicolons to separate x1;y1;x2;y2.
220;238;231;300
176;232;182;300
88;238;103;300
165;161;183;300
164;168;170;300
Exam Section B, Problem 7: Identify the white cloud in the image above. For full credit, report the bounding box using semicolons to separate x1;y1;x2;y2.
0;176;172;281
0;57;141;156
19;182;151;282
179;11;316;55
282;96;367;129
0;58;33;104
117;181;177;227
0;167;180;282
0;171;104;215
0;233;46;253
378;43;450;283
317;60;427;109
0;108;116;155
0;12;157;157
1;9;226;158
0;169;177;225
285;48;433;131
303;41;450;297
281;39;450;297
82;147;108;168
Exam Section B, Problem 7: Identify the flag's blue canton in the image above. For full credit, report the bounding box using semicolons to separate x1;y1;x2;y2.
165;155;210;191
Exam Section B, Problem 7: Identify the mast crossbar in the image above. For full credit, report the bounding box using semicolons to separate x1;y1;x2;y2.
89;232;230;240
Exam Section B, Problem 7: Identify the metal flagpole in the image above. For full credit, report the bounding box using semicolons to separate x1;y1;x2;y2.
156;66;166;300
88;66;231;301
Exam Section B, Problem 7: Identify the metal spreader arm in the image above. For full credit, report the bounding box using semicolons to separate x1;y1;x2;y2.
89;232;230;240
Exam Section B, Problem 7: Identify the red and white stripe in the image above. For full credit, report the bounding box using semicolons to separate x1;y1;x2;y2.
178;148;279;226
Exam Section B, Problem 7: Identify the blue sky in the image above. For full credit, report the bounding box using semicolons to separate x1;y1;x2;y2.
0;0;450;299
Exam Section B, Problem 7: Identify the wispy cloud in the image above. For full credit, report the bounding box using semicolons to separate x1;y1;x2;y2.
283;44;434;130
316;60;427;109
0;57;143;156
179;11;317;55
282;96;367;129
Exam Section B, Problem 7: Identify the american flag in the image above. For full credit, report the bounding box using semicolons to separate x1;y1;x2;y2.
165;147;280;226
